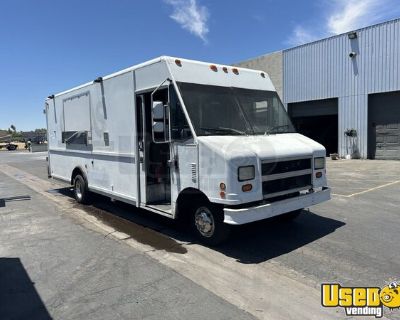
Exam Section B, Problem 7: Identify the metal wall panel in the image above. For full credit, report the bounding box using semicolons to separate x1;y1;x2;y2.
338;94;368;158
283;19;400;158
284;19;400;102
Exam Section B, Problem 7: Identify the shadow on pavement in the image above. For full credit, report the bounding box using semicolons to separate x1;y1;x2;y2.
0;258;52;320
50;187;189;254
215;211;345;264
0;195;31;208
49;187;344;263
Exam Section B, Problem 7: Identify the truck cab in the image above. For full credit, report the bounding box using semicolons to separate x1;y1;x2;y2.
147;58;330;244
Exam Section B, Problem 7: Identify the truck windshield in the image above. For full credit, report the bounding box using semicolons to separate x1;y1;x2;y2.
177;82;296;136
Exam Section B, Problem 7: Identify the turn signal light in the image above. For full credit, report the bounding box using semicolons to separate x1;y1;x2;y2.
316;172;322;178
219;191;226;198
242;184;253;192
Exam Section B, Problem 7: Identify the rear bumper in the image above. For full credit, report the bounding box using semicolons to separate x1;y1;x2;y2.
223;187;331;225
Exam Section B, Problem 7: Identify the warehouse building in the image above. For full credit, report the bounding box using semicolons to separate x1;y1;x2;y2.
237;18;400;160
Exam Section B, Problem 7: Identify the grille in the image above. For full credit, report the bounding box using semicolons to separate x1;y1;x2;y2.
261;157;312;199
263;174;311;195
262;158;311;176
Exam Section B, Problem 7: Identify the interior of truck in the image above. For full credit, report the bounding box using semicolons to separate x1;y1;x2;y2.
136;90;171;206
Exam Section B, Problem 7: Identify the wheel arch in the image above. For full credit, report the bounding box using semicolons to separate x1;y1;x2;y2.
175;187;210;220
71;166;88;186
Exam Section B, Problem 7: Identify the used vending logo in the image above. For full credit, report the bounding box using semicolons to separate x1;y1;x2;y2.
321;282;400;318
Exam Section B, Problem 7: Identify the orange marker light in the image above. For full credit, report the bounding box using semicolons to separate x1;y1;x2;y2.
210;65;218;72
261;72;265;78
242;184;253;192
232;68;239;75
175;59;182;67
219;182;226;190
219;191;226;198
222;67;228;73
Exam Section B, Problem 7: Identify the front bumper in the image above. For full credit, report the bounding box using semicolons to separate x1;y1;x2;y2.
223;187;331;225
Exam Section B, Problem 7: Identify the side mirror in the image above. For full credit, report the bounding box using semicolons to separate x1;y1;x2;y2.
152;100;170;142
152;101;164;121
153;121;165;133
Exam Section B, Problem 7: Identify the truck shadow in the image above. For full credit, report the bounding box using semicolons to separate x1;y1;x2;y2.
0;258;52;319
214;212;345;264
51;187;344;263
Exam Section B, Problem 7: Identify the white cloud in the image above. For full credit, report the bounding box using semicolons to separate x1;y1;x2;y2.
286;25;320;47
287;0;398;47
164;0;209;43
328;0;390;34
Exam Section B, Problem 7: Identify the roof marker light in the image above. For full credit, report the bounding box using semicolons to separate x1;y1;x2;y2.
261;72;265;78
222;67;228;73
175;59;182;67
210;65;218;72
232;68;239;75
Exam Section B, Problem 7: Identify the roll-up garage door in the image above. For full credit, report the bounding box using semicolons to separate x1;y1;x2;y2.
368;91;400;160
288;98;338;155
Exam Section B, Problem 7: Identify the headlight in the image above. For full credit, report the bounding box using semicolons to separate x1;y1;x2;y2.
314;157;325;170
238;165;255;181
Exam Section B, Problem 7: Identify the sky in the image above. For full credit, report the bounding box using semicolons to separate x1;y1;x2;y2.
0;0;399;131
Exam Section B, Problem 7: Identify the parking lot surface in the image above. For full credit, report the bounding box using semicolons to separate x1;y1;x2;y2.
1;151;400;319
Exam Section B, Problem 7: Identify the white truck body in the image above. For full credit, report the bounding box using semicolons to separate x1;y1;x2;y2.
45;56;330;230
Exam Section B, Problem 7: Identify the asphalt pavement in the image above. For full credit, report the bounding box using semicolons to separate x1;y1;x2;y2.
1;150;400;319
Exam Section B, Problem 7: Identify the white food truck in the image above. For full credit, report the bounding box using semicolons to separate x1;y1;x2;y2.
45;56;330;244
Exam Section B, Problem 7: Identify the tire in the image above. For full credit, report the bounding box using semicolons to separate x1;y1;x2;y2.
279;209;303;222
73;174;90;204
191;203;230;246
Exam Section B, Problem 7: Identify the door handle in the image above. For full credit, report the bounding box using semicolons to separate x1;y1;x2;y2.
168;159;178;169
138;140;144;151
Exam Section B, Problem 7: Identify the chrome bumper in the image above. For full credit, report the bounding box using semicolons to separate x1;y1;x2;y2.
223;187;331;225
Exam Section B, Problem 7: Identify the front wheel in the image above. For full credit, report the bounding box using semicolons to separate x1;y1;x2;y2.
192;204;230;246
73;174;90;204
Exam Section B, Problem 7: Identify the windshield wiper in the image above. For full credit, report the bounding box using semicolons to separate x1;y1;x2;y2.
200;127;247;135
265;124;294;135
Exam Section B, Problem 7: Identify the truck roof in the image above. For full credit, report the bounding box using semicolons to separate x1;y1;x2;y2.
47;56;271;100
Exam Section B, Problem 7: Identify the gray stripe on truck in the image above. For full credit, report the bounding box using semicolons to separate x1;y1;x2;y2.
49;149;135;164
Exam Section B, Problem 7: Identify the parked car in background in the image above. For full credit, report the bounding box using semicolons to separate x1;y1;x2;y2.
6;143;18;151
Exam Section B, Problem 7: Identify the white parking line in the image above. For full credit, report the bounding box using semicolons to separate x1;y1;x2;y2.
332;180;400;198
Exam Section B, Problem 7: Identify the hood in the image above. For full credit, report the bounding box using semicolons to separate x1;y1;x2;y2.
197;133;325;160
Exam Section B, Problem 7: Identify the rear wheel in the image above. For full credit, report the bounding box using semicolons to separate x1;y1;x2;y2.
192;203;230;246
73;174;90;204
